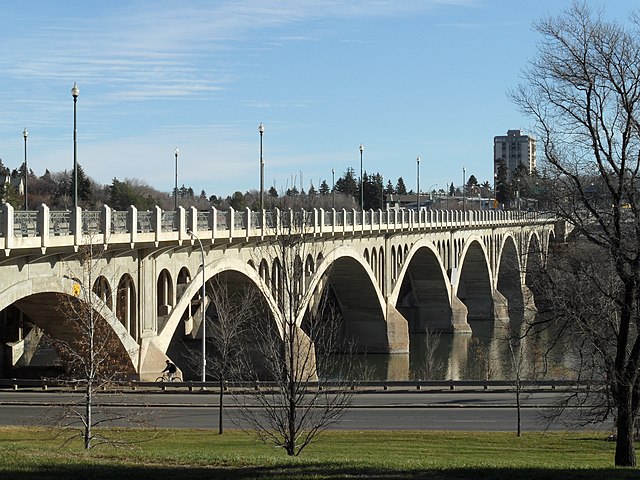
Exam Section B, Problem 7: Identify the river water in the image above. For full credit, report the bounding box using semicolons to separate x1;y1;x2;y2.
330;317;575;382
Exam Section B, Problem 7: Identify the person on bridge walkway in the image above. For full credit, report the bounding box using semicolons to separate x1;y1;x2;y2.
162;360;178;381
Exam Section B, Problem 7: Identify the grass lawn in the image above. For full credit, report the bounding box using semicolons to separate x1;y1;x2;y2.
0;427;635;479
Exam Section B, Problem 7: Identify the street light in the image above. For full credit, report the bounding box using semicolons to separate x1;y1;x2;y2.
359;143;364;210
188;229;207;383
462;166;466;213
71;82;79;209
259;122;265;213
23;128;28;211
174;147;179;210
331;168;335;210
416;155;420;211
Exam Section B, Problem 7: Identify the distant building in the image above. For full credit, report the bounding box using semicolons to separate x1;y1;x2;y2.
493;129;536;180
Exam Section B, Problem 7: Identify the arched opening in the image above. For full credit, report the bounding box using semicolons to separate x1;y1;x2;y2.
378;247;385;291
497;237;523;321
457;241;493;321
116;274;137;340
271;258;283;306
259;259;270;288
157;269;174;316
304;254;315;290
92;276;113;310
396;246;452;333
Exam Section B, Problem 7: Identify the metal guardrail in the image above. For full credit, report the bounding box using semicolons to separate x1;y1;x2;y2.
0;378;593;392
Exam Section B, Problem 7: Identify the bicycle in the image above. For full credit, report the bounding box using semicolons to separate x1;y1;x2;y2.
155;373;182;382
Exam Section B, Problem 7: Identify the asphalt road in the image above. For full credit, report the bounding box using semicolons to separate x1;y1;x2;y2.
0;388;612;432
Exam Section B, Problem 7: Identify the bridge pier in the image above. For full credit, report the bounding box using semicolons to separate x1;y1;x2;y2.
385;303;410;353
138;339;181;381
492;290;510;323
450;296;472;334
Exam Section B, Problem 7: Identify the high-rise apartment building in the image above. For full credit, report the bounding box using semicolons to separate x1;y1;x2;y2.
493;129;536;180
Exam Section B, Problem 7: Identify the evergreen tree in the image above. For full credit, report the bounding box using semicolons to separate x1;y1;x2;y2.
495;160;512;205
228;191;246;210
319;180;330;196
268;186;278;198
384;180;395;195
449;182;455;196
335;168;358;198
72;164;93;205
363;172;384;210
396;177;407;195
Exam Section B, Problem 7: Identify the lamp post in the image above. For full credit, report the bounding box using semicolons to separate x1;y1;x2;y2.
493;172;498;209
174;147;179;210
416;155;420;211
259;122;264;212
462;166;466;213
71;82;79;209
188;229;207;383
23;128;28;211
331;168;335;210
359;143;364;210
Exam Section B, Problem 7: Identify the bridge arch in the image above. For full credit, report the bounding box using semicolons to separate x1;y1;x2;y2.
302;245;388;352
496;234;524;320
391;240;454;332
156;256;281;354
0;277;139;373
454;237;494;321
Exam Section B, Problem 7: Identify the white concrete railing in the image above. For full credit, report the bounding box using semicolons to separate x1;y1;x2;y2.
0;203;554;252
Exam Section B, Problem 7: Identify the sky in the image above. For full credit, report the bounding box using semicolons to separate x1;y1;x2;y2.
1;0;638;199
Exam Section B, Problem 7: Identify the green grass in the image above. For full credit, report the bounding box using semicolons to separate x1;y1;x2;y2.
0;427;635;479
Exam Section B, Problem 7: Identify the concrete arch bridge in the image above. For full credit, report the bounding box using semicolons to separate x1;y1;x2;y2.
0;204;558;380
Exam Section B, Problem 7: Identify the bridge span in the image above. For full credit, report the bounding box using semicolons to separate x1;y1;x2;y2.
0;204;557;380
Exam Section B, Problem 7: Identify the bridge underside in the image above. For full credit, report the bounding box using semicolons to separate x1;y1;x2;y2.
397;248;457;334
6;293;137;378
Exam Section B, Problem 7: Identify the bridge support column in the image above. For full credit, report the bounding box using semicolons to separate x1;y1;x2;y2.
492;289;510;323
291;325;318;382
385;302;409;353
450;296;472;334
138;339;181;381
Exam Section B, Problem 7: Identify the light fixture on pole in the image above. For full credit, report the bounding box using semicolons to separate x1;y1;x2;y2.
259;122;265;213
331;168;335;210
359;143;364;210
462;166;466;213
188;229;207;383
71;82;79;209
416;155;420;211
174;147;179;210
23;128;28;211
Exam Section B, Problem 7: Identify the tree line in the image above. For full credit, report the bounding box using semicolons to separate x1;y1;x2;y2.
0;158;495;212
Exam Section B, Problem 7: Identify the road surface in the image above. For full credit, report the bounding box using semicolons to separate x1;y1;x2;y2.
0;388;611;432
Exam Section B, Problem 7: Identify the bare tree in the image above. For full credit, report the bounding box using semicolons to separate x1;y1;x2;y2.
235;219;356;456
410;330;445;381
499;320;547;438
205;276;258;434
512;1;640;465
51;240;140;449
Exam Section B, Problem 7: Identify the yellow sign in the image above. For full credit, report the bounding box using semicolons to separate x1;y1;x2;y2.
72;283;81;297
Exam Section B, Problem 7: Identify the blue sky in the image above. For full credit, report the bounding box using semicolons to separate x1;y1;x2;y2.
0;1;637;199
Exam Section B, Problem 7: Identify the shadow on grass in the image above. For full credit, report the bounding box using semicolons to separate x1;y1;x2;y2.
3;464;638;480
